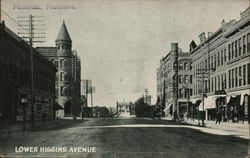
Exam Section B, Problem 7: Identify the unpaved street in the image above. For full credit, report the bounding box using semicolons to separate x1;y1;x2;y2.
0;118;248;158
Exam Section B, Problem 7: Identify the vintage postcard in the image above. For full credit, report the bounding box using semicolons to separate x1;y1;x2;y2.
0;0;249;157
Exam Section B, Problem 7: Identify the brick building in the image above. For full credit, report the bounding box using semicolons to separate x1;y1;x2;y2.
190;7;250;122
157;43;192;118
37;21;81;117
0;21;56;129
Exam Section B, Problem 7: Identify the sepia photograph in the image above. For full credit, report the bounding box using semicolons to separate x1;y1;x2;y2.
0;0;249;157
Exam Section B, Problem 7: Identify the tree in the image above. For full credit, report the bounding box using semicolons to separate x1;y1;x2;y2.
134;97;153;118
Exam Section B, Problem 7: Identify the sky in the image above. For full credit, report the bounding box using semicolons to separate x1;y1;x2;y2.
1;0;249;107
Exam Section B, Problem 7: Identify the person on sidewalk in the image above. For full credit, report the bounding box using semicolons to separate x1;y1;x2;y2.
215;111;221;124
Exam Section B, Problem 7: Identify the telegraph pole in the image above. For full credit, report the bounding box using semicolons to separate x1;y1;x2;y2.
172;43;179;120
17;15;45;129
91;87;93;107
196;68;215;126
145;89;148;105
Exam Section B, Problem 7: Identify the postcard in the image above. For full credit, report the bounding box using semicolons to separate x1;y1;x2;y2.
0;0;249;157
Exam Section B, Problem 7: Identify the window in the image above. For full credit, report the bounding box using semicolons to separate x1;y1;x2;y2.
247;33;250;53
184;75;189;83
205;60;207;69
235;40;238;57
208;79;210;92
228;44;231;60
243;35;246;54
179;89;183;98
229;70;231;88
218;75;220;90
185;89;189;98
217;52;220;66
179;62;183;70
60;72;64;81
64;60;69;68
224;73;226;89
243;65;246;85
190;75;193;84
184;62;189;70
211;78;214;92
232;69;234;88
224;49;227;62
248;63;250;84
239;38;242;56
61;86;64;96
239;66;242;87
60;59;64;68
221;51;223;65
179;75;183;83
214;77;217;91
211;56;214;68
214;54;217;68
235;67;238;87
232;42;234;59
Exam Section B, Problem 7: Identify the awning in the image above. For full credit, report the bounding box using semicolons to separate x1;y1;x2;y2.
198;96;216;111
55;101;64;110
227;89;250;106
227;95;240;107
204;96;216;109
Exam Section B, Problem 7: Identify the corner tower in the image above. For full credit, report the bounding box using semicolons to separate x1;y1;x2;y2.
56;20;74;117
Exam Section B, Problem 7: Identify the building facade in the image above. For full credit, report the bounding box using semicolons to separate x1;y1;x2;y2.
190;7;250;122
0;21;56;129
157;43;192;118
37;21;81;117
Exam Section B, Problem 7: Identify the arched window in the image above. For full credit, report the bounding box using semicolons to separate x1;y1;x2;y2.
179;62;183;70
184;62;189;70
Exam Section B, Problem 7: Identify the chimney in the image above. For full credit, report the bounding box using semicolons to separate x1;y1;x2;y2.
208;32;212;38
171;43;178;51
221;19;226;27
199;32;206;43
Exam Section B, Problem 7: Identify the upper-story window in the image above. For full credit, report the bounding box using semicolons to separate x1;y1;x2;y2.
184;75;189;83
224;49;226;62
235;40;238;58
243;35;246;54
217;52;220;67
221;51;223;65
184;62;189;70
179;62;183;70
179;75;183;83
232;42;234;59
247;33;250;53
239;38;242;56
228;44;231;60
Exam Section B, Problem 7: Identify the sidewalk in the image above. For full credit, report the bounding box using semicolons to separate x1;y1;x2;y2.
183;118;249;139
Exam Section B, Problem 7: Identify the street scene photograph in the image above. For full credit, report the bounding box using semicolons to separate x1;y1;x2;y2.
0;0;249;157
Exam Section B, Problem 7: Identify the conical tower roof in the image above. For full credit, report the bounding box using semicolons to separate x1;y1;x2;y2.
55;20;72;43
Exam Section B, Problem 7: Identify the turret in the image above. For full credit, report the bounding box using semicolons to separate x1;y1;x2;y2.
55;20;72;51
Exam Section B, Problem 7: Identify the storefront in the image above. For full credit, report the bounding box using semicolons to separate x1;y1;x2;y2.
227;89;250;123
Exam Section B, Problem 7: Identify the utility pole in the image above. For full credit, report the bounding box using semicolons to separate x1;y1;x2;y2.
91;86;93;107
172;43;179;120
145;89;148;105
196;68;215;126
86;80;88;107
17;15;45;129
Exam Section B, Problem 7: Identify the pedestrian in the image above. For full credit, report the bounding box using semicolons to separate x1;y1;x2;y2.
215;111;221;124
